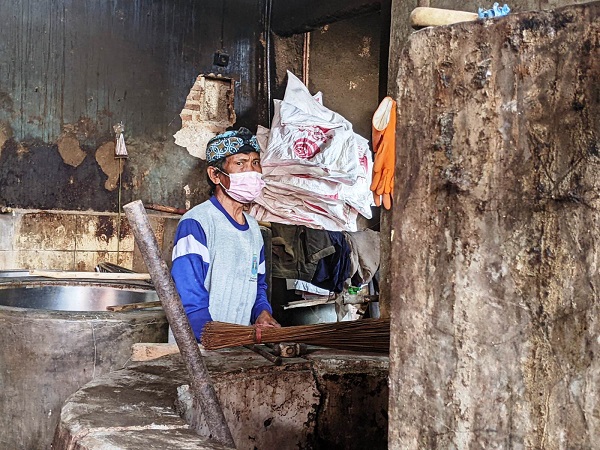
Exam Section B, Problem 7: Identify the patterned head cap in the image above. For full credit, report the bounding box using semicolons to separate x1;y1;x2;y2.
206;127;260;164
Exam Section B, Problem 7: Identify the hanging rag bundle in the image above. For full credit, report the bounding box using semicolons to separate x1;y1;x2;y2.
113;122;128;158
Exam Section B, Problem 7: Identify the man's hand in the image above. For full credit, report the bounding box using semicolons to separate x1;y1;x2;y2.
255;310;281;328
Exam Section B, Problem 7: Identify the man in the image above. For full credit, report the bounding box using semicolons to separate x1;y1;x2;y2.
171;127;280;341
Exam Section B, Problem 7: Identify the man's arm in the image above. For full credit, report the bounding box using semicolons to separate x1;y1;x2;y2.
251;246;280;327
171;218;212;340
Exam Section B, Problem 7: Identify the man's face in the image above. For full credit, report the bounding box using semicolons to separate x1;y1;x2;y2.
209;151;261;190
223;151;262;175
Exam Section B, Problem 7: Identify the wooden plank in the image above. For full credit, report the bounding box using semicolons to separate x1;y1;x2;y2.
30;270;151;281
106;301;162;312
132;343;180;361
283;298;333;309
132;342;217;361
410;7;478;27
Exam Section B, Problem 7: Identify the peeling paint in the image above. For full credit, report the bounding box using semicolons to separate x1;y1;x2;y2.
0;0;265;212
173;75;236;160
0;90;14;112
183;185;191;210
57;133;86;167
16;142;28;159
16;212;76;251
95;142;122;191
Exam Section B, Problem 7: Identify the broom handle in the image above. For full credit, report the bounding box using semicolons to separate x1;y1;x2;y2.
123;200;235;448
244;345;282;365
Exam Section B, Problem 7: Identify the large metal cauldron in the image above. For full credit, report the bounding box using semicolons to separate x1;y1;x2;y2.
0;271;168;450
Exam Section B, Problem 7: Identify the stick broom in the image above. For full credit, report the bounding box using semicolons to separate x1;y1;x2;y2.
202;318;390;353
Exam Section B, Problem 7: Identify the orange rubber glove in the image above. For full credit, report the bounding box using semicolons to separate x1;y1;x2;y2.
371;97;396;210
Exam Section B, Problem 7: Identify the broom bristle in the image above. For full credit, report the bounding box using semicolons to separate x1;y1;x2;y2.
201;318;390;353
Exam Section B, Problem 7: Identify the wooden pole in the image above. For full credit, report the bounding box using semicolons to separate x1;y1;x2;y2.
123;200;235;448
410;7;478;28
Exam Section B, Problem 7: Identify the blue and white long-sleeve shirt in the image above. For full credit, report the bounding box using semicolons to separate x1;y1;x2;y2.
171;196;272;341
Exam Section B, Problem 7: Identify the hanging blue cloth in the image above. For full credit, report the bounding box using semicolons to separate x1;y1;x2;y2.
311;231;352;294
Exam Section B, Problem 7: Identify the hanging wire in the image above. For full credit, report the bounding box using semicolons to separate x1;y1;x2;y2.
220;0;226;50
116;158;123;263
265;0;273;123
113;122;128;264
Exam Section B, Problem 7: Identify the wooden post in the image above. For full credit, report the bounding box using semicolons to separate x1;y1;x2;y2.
123;200;235;448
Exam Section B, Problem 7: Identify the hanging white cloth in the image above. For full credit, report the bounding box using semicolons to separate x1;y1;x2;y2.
251;72;373;232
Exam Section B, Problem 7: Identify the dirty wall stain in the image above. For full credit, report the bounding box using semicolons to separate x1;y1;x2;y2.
95;141;122;191
57;133;86;167
95;216;115;243
0;122;12;160
16;212;76;251
0;139;109;210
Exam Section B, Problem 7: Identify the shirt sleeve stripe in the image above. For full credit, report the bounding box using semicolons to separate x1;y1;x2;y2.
258;261;265;274
172;234;210;263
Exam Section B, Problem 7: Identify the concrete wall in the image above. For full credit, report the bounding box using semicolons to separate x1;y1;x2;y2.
379;0;595;317
0;0;269;213
388;2;600;448
271;10;384;142
0;305;168;449
53;349;388;450
307;12;382;140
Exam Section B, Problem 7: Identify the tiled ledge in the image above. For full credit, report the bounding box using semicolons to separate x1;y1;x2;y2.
0;208;179;271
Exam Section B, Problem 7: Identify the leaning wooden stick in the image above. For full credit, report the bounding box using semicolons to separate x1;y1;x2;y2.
202;319;390;353
124;200;235;448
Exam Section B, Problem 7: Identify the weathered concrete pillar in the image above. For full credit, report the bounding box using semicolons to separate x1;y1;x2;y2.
389;3;600;448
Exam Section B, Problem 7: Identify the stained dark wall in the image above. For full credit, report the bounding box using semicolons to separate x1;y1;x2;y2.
271;0;381;36
0;0;268;211
308;12;382;140
269;4;386;140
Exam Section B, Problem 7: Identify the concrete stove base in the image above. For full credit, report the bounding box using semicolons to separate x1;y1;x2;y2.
53;347;388;450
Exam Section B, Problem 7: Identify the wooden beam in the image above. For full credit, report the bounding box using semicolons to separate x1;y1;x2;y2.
29;270;151;281
271;0;382;36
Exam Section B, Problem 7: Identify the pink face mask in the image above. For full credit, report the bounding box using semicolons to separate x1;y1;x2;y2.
218;170;266;203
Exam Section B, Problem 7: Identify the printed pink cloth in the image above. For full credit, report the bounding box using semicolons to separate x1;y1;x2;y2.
250;72;373;232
